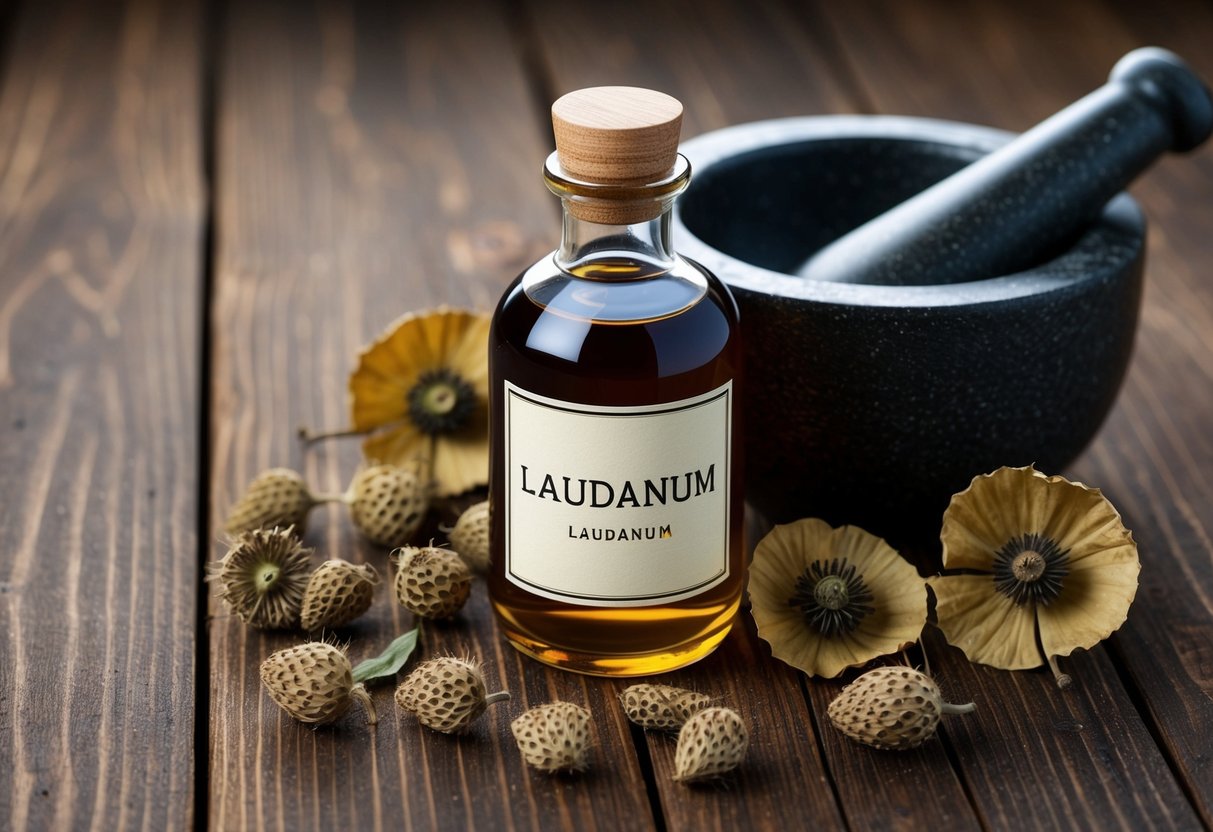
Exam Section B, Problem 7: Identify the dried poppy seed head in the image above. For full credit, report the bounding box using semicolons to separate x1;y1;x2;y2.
300;559;379;631
674;707;749;783
394;545;472;619
619;684;713;731
225;468;318;536
347;464;430;548
992;532;1070;605
448;500;490;572
510;702;593;773
408;368;478;435
827;667;975;751
395;656;509;734
787;557;875;637
260;641;376;726
211;526;313;629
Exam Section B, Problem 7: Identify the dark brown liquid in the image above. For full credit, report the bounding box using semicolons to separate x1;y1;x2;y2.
488;254;744;676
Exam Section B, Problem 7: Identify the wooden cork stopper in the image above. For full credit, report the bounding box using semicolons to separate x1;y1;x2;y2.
552;87;684;185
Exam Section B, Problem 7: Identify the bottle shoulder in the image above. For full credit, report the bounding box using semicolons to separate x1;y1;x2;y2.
499;252;736;324
491;253;740;380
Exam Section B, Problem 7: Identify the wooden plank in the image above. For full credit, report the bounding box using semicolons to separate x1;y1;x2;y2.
631;619;849;831
0;0;204;830
523;1;975;829
1078;0;1213;823
208;1;656;829
520;0;856;139
814;0;1212;827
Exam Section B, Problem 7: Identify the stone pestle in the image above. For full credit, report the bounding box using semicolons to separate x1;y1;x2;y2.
796;47;1213;285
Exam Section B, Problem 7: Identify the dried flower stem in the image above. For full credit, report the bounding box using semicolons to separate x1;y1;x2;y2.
297;425;370;444
1047;654;1073;689
351;684;378;725
941;701;977;715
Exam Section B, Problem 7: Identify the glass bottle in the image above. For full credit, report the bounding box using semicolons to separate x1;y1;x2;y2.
488;87;744;676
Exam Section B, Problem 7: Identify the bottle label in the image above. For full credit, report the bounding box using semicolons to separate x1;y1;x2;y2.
503;379;732;607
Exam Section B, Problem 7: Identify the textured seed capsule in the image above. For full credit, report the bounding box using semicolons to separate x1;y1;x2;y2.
225;468;317;535
674;706;749;782
827;667;975;751
394;545;472;619
260;641;376;726
448;500;490;572
300;559;379;631
348;464;430;547
212;527;312;630
619;684;713;731
395;656;509;734
510;702;593;773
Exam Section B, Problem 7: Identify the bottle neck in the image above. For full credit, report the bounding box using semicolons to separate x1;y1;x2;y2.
543;151;691;279
556;208;675;277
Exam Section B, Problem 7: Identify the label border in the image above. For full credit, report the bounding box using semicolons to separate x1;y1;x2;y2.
504;380;732;607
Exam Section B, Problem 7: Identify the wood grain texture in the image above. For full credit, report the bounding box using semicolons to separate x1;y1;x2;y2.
205;0;1213;830
624;618;846;831
1077;0;1213;822
0;0;204;830
520;0;856;140
524;2;987;829
816;0;1213;827
3;0;1210;829
207;1;652;829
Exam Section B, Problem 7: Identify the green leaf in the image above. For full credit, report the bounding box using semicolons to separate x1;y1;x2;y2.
352;628;420;684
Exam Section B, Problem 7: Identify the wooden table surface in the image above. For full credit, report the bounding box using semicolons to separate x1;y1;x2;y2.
3;0;1213;829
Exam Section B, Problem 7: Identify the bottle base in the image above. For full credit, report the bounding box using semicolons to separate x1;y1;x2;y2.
494;611;736;677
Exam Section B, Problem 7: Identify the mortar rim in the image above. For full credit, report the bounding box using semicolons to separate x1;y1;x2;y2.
673;114;1145;309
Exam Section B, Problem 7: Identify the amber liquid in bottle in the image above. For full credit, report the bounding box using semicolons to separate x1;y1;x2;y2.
488;150;744;676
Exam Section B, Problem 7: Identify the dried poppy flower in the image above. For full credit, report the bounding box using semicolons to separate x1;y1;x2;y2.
211;527;313;629
749;518;928;678
928;466;1140;686
347;307;490;497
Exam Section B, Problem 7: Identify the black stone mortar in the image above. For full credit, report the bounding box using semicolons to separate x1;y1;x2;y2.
673;116;1145;543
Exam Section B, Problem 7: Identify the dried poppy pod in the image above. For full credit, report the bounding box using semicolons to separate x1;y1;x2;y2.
260;641;376;726
510;702;593;773
673;707;749;783
394;545;472;619
395;656;509;734
211;527;313;630
448;500;490;572
619;684;712;731
346;464;431;547
828;667;975;750
225;468;318;535
301;559;379;631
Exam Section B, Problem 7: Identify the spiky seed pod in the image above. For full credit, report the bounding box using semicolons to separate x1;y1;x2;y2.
394;656;510;734
225;468;317;536
448;500;490;572
259;642;376;725
510;702;593;773
827;667;975;751
394;545;472;619
674;707;749;783
300;559;379;631
619;684;714;731
347;464;430;547
211;527;313;629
